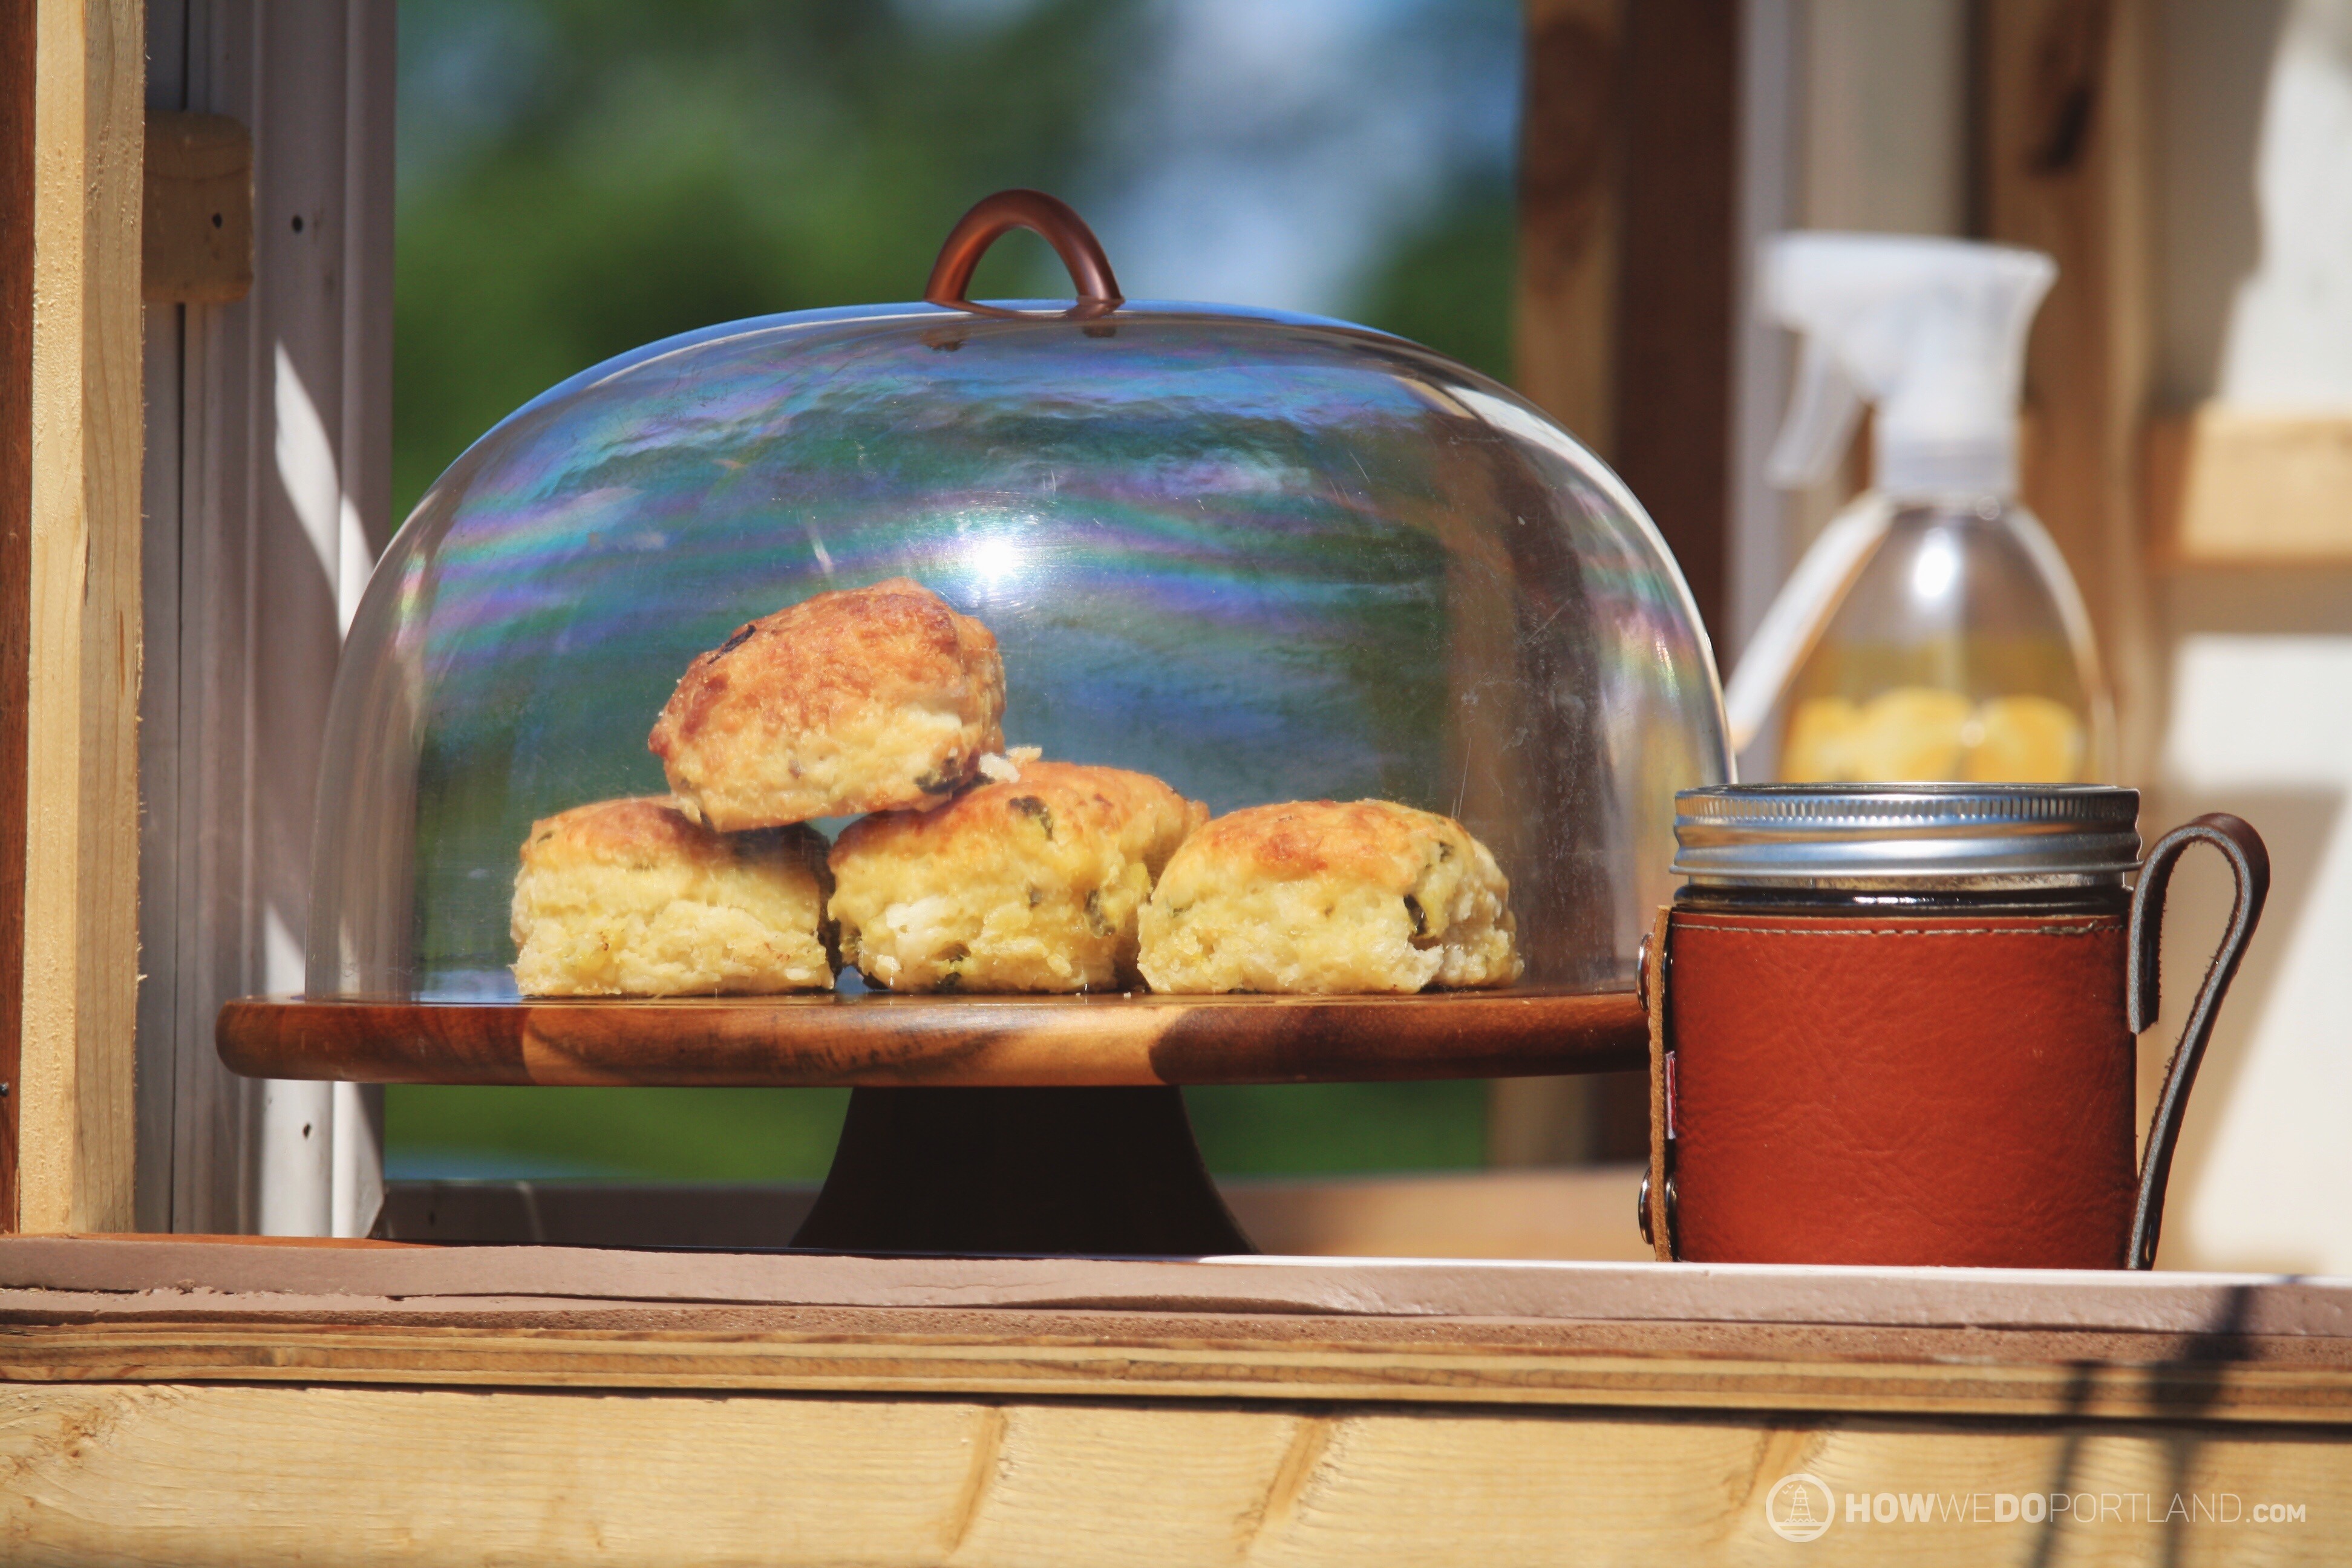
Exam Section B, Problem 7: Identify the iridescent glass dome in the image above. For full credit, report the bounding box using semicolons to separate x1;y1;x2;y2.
309;206;1726;1003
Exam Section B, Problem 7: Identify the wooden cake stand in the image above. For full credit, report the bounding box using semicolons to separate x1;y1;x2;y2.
218;988;1647;1256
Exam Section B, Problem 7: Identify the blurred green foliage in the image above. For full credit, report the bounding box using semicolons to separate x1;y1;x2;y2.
390;1086;851;1179
395;0;1143;517
1359;191;1518;391
387;0;1517;1181
393;0;1516;519
1186;1081;1491;1175
385;1082;1490;1181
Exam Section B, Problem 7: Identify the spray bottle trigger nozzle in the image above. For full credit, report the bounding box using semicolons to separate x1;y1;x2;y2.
1765;335;1864;489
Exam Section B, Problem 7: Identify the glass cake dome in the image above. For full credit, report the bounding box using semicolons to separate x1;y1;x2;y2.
307;194;1728;1002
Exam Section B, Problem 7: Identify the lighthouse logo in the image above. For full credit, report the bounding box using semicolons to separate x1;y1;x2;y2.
1766;1473;1835;1542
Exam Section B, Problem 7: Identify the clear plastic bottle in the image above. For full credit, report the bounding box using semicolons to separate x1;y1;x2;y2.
1775;497;2111;783
1725;233;2114;785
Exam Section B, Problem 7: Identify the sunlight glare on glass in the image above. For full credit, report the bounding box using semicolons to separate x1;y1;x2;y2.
1912;532;1959;602
970;534;1025;588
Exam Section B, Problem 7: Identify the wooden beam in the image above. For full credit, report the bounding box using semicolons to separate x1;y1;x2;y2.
23;1234;2352;1337
2148;406;2352;565
11;1241;2350;1556
1515;0;1620;457
1;0;36;1232
19;0;143;1234
1611;0;1739;638
1508;0;1738;1171
5;1319;2352;1422
140;110;252;305
1979;0;2160;779
3;1382;2349;1564
1515;0;1747;616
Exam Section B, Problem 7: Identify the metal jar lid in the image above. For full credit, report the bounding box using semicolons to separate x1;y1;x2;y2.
1672;783;2141;887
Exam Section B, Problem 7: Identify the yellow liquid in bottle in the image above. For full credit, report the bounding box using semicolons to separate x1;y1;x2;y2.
1780;637;2091;784
1769;501;2108;785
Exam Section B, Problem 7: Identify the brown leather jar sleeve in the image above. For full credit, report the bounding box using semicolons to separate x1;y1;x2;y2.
1644;906;1673;1261
1667;907;2136;1269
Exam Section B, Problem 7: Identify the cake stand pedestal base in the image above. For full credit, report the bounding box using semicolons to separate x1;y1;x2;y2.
791;1086;1253;1255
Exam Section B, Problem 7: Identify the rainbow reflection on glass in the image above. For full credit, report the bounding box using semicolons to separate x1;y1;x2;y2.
308;300;1728;999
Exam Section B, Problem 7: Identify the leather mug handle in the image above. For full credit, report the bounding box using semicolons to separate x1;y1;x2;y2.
2125;814;2270;1269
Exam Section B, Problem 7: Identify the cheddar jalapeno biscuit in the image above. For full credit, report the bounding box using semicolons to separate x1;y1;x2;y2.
648;577;1005;829
511;797;835;996
1137;799;1521;994
828;760;1206;993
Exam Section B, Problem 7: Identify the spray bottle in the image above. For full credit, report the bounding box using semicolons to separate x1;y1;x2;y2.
1723;233;2114;784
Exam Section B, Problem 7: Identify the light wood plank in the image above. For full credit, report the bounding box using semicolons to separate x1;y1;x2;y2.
2148;406;2352;564
139;109;250;304
4;1321;2350;1425
0;1382;2344;1566
21;0;145;1233
13;1236;2352;1341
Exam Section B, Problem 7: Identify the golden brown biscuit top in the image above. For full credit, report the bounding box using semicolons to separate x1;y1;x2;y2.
647;577;1001;763
1161;799;1477;890
831;760;1207;867
520;795;817;873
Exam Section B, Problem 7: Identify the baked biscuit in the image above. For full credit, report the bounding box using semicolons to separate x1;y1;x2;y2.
648;577;1005;829
1137;800;1521;994
829;760;1207;993
511;797;835;996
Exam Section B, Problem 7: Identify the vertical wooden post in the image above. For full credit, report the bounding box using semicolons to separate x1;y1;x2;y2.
1610;0;1739;641
1497;0;1622;1168
1;0;38;1228
1515;0;1621;459
1517;0;1739;670
1506;0;1739;1170
18;0;145;1233
1979;0;2158;780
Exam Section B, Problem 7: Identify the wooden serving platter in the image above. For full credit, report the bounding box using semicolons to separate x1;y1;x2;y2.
215;988;1648;1088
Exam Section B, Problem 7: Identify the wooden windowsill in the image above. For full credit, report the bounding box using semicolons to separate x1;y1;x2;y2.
10;1236;2351;1558
5;1233;2350;1424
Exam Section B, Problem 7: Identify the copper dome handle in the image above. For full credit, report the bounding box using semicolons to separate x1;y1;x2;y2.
924;189;1123;316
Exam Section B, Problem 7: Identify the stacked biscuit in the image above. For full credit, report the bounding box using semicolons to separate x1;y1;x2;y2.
511;576;1523;997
